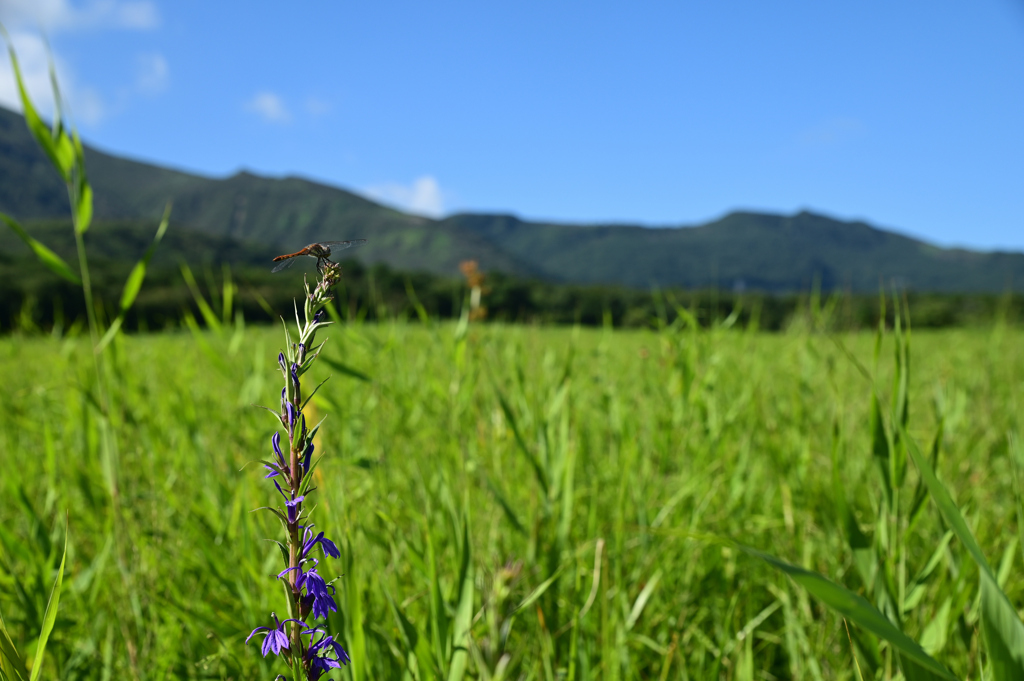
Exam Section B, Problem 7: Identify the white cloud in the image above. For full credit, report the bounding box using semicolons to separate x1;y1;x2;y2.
135;51;168;94
0;1;160;125
0;0;160;32
364;176;446;218
244;91;291;123
0;30;105;123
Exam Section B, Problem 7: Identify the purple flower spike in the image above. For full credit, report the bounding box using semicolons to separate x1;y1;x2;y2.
285;495;305;523
246;612;302;658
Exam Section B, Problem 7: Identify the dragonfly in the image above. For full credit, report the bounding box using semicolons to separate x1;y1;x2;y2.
271;239;366;273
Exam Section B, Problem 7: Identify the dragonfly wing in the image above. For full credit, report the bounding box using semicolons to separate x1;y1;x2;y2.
319;239;367;252
271;257;298;273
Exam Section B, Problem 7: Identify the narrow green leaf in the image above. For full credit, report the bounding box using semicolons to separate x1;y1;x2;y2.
29;519;68;681
625;569;662;631
903;428;1024;680
0;607;29;681
95;204;171;351
71;130;92;234
514;565;565;615
179;261;222;333
319;355;372;382
0;214;80;285
45;55;76;182
1;36;70;182
447;520;474;681
743;546;957;680
95;317;124;352
121;204;171;313
495;388;549;494
482;474;526;536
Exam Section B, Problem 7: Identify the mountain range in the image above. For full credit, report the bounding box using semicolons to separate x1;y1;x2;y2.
2;104;1022;292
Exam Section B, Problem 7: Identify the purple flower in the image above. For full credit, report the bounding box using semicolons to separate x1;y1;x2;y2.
301;528;340;560
285;495;305;523
304;567;338;619
318;534;340;558
278;352;288;375
291;362;301;392
305;629;350;678
265;432;286;478
303;441;314;473
246;612;301;658
313;309;324;324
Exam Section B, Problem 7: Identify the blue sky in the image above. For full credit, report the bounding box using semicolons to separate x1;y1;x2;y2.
2;1;1023;250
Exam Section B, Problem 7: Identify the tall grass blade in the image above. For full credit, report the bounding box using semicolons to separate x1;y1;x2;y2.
180;262;223;333
447;519;474;681
494;388;549;494
70;129;92;235
0;215;80;285
625;569;662;631
29;520;67;681
743;546;956;680
513;566;565;616
902;427;1024;679
318;355;372;383
0;608;29;681
1;34;73;182
97;203;171;350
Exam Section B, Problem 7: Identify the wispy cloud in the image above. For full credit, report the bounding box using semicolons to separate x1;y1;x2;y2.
0;0;160;32
135;52;168;94
244;91;291;123
364;176;446;218
0;31;105;124
304;96;331;117
798;117;866;148
0;1;160;125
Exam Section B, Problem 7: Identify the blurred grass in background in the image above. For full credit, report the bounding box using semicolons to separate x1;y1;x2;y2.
0;314;1019;679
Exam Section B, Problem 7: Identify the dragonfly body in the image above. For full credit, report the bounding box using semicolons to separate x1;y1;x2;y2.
272;239;366;273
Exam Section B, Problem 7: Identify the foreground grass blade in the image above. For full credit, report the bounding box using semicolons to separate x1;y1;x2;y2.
0;608;29;681
742;546;957;680
97;203;172;350
903;427;1024;680
180;262;223;333
70;129;93;235
29;521;67;681
2;33;74;183
0;214;80;286
447;519;474;681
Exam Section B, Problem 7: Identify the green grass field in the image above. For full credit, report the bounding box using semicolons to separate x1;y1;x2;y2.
1;317;1020;680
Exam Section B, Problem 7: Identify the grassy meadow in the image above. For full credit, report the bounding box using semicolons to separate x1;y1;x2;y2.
0;314;1021;679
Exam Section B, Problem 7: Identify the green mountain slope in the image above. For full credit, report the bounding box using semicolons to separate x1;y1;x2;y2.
446;211;1024;292
0;105;534;278
2;104;1022;291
